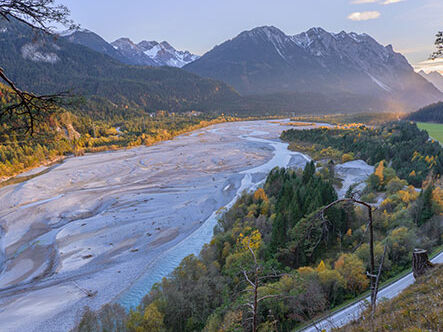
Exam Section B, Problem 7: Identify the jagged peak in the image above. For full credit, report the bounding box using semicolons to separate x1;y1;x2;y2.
111;37;139;49
137;40;158;49
250;25;284;33
58;28;92;37
235;25;379;47
385;44;394;52
240;25;287;40
112;37;133;44
160;41;174;49
306;27;328;35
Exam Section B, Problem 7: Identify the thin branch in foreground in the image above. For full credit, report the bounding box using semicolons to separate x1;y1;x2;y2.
0;67;68;134
0;0;75;33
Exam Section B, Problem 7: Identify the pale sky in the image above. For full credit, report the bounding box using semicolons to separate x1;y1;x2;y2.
60;0;442;72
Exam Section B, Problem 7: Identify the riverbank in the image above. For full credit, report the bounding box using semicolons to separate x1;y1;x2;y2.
0;119;311;331
0;115;285;184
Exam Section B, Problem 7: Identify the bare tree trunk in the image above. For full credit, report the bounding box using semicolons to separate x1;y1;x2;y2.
320;198;377;312
373;246;387;305
243;244;285;332
368;205;376;311
412;249;434;278
252;265;258;332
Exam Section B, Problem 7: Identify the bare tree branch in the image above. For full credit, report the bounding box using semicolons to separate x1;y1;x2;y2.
243;270;256;289
240;241;295;332
257;294;281;303
0;67;68;134
0;0;75;134
0;0;74;33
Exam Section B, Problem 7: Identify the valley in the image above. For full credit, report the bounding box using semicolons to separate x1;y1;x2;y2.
0;2;442;331
0;120;334;332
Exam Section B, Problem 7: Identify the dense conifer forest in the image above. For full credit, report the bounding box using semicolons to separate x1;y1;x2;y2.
407;102;443;123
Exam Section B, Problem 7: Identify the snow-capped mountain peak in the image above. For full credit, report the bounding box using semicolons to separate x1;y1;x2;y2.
60;27;200;68
108;37;199;67
136;39;199;67
185;25;442;108
58;28;93;38
112;37;138;50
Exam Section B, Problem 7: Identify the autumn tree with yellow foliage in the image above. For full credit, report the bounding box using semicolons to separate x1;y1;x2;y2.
334;253;369;296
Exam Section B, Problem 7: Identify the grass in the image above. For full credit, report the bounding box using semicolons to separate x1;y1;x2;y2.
337;263;443;331
294;245;443;331
417;122;443;144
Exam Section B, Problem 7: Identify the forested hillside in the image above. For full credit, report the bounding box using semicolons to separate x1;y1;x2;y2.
281;122;443;187
4;17;438;116
74;158;443;331
0;17;239;114
407;102;443;123
0;82;254;180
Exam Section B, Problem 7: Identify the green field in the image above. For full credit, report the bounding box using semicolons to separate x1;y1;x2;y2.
417;122;443;144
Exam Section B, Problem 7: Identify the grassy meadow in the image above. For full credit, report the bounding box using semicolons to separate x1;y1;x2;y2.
417;122;443;143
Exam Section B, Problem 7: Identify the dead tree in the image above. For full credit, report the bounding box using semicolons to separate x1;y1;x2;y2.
372;245;387;305
412;248;434;278
242;244;285;332
0;0;74;134
320;198;380;312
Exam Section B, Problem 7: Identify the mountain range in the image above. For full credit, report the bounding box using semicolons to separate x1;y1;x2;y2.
62;29;199;67
1;19;442;115
0;18;237;116
184;26;442;111
419;70;443;93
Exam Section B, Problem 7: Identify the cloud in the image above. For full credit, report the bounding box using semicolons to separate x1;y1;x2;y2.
381;0;405;4
347;11;381;21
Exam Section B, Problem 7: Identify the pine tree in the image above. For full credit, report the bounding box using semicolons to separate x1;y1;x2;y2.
303;161;316;184
418;184;434;226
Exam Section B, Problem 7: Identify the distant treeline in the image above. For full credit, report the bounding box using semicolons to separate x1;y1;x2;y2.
407;102;443;123
281;121;443;187
0;82;285;180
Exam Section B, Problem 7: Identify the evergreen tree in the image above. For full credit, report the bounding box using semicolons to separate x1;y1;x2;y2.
417;184;434;226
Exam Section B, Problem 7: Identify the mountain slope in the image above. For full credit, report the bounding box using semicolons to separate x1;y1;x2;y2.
184;26;443;110
137;40;199;67
0;18;238;113
61;29;131;65
338;264;443;332
109;37;158;66
419;70;443;92
62;29;199;68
